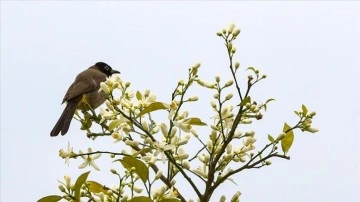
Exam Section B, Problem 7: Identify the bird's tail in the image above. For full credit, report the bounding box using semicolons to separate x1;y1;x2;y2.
50;98;80;137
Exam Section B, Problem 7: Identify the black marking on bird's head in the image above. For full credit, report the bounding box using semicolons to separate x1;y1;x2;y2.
94;62;120;76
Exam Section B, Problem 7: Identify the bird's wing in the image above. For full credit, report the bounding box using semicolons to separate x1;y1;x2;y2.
62;68;105;103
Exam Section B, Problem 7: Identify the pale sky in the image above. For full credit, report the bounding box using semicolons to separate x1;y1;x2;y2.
1;1;360;202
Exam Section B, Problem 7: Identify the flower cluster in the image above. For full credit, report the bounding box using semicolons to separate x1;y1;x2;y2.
46;23;319;202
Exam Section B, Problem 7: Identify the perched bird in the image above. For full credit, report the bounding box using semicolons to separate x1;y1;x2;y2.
50;62;120;137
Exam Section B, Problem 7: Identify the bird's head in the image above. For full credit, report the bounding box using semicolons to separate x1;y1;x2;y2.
95;62;120;76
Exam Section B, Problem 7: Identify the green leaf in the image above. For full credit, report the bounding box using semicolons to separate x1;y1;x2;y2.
268;134;275;143
294;110;300;116
281;123;294;153
302;104;308;117
87;181;108;194
80;114;92;130
263;98;275;111
136;91;142;101
37;195;63;202
130;196;153;202
183;117;207;126
108;119;122;131
74;171;91;201
246;66;256;73
240;96;251;106
120;156;149;183
160;199;182;202
265;98;275;104
136;102;169;118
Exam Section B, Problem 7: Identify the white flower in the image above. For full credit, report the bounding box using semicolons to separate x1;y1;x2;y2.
164;186;179;198
78;148;101;171
137;90;157;108
59;142;75;165
99;82;110;94
213;105;234;128
112;132;123;143
173;121;192;132
99;108;116;123
153;142;176;164
193;165;208;178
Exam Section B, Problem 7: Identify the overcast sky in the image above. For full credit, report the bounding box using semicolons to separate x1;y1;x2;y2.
1;1;360;202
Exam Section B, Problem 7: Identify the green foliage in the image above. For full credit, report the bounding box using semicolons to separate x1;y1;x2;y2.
87;181;108;194
268;134;275;143
136;102;169;118
74;171;90;201
130;196;153;202
281;123;295;154
183;117;207;126
119;156;149;183
37;195;63;202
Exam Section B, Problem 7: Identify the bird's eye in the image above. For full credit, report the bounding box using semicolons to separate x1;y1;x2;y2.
105;66;109;70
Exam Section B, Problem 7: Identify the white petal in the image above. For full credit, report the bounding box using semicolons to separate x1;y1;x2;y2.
90;161;100;171
78;161;88;169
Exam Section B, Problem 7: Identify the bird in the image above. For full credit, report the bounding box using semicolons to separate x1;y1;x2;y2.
50;62;120;137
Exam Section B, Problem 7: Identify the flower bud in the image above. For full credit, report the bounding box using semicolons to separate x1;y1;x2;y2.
160;123;168;137
170;127;177;137
232;28;241;36
228;23;235;33
231;192;240;202
207;140;213;150
190;129;198;137
133;186;143;193
64;176;71;189
224;80;234;87
210;100;217;108
233;131;242;138
242;119;252;124
194;62;201;69
305;127;319;133
111;168;117;174
277;132;286;140
225;93;233;100
125;140;139;147
235;62;240;70
105;100;114;111
215;76;220;82
155;170;162;180
250;104;256;111
58;185;66;192
245;130;255;137
231;47;236;54
226;143;232;154
182;160;190;169
228;42;233;51
188;96;199;101
216;32;223;36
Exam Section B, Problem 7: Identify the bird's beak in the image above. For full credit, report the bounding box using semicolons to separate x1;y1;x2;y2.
111;69;120;75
